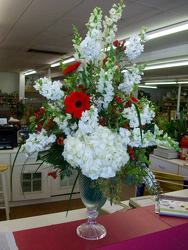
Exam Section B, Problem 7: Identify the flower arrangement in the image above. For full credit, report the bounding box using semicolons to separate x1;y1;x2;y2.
23;0;178;201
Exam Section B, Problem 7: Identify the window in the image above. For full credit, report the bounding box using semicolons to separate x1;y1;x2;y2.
22;173;42;192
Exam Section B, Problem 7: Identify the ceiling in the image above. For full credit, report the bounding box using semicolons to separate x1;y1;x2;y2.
0;0;188;77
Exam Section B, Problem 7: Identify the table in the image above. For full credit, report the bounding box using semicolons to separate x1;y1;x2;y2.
0;190;188;249
12;206;188;250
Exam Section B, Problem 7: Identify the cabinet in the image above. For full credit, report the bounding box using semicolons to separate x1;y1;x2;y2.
51;171;79;197
149;154;188;191
11;156;50;201
0;148;79;204
149;154;188;178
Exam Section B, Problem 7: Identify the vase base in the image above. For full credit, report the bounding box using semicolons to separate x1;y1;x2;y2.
77;222;107;240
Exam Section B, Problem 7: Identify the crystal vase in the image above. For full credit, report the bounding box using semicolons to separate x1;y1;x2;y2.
76;173;107;240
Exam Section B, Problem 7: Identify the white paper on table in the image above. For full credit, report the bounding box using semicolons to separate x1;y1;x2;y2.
0;232;18;250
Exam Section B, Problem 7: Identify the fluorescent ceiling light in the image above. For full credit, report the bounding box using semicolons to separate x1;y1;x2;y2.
178;81;188;84
145;82;176;85
146;21;188;40
145;61;188;70
139;85;157;89
24;70;36;76
51;62;61;68
62;57;75;64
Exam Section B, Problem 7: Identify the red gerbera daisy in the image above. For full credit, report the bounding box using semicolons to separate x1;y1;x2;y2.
64;91;90;119
63;61;81;75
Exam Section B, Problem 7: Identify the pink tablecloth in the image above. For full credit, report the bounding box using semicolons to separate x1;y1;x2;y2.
96;222;188;250
13;206;188;250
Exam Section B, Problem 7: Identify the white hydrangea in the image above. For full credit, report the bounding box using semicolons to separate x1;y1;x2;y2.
34;77;64;101
63;126;129;180
78;107;99;134
118;68;142;94
22;129;56;155
97;68;114;109
126;34;144;60
53;114;77;136
122;104;155;128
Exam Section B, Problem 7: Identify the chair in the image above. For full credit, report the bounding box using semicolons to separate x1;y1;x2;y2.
0;164;10;220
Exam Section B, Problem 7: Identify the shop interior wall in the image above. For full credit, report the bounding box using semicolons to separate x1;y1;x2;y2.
0;72;19;94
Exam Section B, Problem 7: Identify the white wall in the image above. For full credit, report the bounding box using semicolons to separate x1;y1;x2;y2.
0;72;19;94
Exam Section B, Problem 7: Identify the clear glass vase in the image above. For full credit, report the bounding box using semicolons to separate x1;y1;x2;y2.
76;173;107;240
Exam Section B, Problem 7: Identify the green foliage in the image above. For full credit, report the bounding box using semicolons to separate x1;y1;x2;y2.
37;144;72;176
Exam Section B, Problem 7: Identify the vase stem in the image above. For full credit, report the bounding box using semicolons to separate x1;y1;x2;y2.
87;208;98;224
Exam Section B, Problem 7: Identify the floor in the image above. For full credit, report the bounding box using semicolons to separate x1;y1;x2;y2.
0;199;84;221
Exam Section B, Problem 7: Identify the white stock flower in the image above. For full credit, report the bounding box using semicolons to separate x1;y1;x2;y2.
79;36;102;63
34;77;64;101
122;104;155;128
118;68;142;94
126;34;144;60
97;68;114;109
103;2;124;45
22;129;56;155
63;126;129;180
128;125;163;148
53;115;77;136
143;167;157;191
78;107;99;134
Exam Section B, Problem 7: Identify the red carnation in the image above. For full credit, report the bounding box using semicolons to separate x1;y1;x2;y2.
36;123;42;132
113;40;121;47
99;116;107;126
56;136;64;145
130;96;139;103
45;118;54;130
63;61;81;75
34;112;39;120
48;171;57;179
128;146;135;160
124;97;139;108
114;96;123;104
34;107;45;121
64;91;90;119
124;100;132;108
75;84;87;92
38;107;45;115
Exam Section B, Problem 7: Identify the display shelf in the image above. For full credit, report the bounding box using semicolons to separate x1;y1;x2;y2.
0;93;19;118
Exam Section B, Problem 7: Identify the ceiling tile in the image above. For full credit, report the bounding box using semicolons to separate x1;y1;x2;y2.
134;0;188;11
0;0;32;43
0;0;83;49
